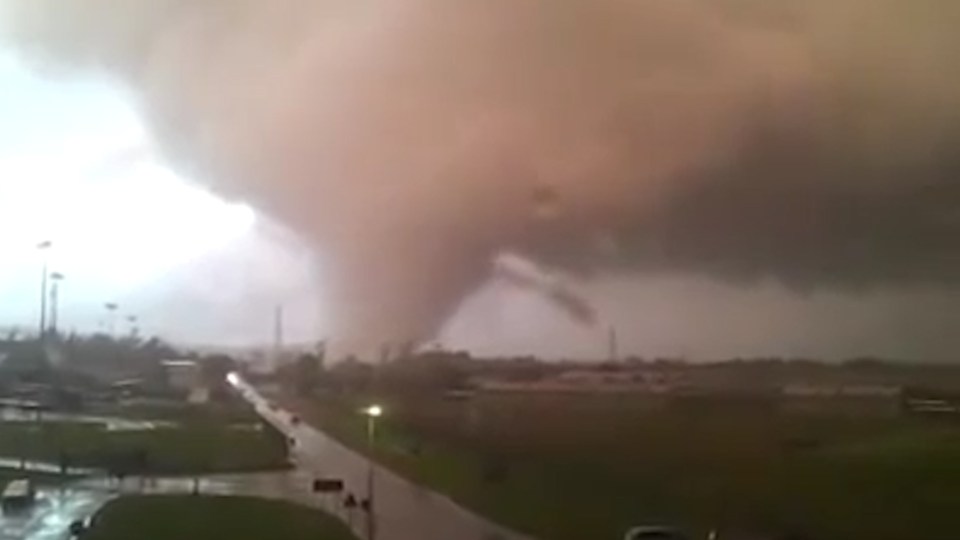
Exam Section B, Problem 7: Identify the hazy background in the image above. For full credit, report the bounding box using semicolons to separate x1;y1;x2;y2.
1;0;958;361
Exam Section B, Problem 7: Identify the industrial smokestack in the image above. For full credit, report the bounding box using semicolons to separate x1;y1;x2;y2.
272;304;283;368
608;326;619;363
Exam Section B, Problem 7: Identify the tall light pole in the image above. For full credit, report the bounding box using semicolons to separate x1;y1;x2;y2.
362;404;382;540
37;241;52;339
104;303;119;338
49;272;65;337
126;315;139;340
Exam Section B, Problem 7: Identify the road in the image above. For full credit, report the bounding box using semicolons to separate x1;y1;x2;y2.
232;377;533;540
2;379;533;540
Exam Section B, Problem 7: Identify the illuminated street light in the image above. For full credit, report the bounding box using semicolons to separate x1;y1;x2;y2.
226;372;240;387
361;404;383;540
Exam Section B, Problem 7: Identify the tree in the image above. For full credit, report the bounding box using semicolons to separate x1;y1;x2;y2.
139;337;180;360
327;356;373;393
200;354;238;400
294;353;321;396
380;350;471;394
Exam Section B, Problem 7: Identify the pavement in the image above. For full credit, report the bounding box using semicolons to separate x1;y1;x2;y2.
232;377;533;540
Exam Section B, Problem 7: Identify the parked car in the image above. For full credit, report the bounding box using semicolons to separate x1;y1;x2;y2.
1;479;35;514
69;517;91;537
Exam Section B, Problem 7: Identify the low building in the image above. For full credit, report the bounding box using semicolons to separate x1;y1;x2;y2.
780;383;902;416
902;387;960;417
475;368;680;394
162;359;201;393
782;383;901;398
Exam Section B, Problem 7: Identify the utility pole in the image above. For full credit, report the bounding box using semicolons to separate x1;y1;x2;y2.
608;325;619;363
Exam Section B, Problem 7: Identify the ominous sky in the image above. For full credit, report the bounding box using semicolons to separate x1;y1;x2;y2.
0;0;958;361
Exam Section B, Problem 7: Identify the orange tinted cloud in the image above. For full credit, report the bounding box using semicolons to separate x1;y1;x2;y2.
3;0;958;353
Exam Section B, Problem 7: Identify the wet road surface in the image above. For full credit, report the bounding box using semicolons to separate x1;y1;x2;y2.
233;378;533;540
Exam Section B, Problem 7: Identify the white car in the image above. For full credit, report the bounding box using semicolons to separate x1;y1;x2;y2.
1;479;35;513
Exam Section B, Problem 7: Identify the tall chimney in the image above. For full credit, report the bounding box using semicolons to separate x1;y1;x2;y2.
608;325;619;362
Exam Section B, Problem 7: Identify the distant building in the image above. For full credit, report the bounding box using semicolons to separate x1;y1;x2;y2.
782;383;901;398
780;383;902;416
162;360;211;403
475;367;680;394
901;387;960;417
162;359;201;392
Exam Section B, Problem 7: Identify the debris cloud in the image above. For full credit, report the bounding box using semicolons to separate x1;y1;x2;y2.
2;0;959;352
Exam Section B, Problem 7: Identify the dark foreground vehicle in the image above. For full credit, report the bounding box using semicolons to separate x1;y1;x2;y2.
624;526;690;540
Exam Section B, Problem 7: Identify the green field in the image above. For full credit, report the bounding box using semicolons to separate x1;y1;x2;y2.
83;495;357;540
288;392;960;540
0;414;289;475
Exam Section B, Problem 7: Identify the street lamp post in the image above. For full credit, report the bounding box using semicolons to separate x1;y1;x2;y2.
126;315;139;339
104;303;119;337
49;272;65;337
362;404;382;540
37;241;52;339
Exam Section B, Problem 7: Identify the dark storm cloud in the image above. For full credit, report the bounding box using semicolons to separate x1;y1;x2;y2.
645;169;960;288
531;140;960;289
2;0;959;351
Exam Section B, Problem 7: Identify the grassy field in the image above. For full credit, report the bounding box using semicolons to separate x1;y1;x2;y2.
287;391;960;540
0;414;289;475
83;495;357;540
